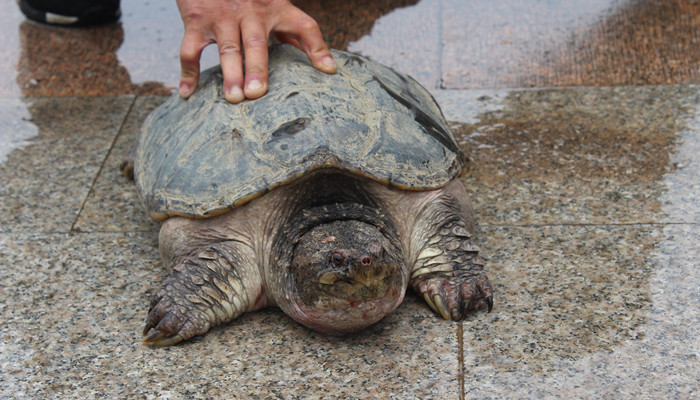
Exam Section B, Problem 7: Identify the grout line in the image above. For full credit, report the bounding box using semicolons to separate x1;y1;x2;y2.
436;82;698;93
4;222;697;237
0;230;158;237
480;221;700;228
457;322;465;400
437;0;445;90
70;96;138;233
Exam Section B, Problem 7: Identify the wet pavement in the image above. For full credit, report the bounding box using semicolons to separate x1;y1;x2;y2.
1;0;698;399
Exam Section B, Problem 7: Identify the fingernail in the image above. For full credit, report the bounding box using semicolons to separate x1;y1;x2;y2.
246;79;262;92
225;86;244;103
322;56;336;70
179;82;192;97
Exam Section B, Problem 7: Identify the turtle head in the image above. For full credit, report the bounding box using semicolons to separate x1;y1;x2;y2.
282;219;407;334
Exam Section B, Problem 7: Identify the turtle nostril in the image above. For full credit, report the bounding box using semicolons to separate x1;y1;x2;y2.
360;255;372;267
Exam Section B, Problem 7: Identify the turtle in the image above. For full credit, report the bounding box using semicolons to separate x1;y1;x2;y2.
130;44;492;346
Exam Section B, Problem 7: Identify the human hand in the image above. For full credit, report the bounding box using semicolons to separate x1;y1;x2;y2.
176;0;337;103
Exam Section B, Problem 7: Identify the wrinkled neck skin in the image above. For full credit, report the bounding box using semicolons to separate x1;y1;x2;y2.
266;174;409;334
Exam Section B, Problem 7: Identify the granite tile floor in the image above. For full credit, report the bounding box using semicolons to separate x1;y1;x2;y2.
1;0;699;399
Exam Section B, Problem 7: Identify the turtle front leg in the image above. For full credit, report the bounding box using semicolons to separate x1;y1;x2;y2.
409;191;493;321
143;242;266;346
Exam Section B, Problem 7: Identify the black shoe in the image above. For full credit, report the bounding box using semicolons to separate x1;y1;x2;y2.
18;0;121;26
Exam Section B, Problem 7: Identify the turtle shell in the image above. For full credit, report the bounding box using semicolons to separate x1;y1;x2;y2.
135;44;466;221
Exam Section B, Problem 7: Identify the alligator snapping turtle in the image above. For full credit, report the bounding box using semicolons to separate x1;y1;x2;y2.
132;44;492;346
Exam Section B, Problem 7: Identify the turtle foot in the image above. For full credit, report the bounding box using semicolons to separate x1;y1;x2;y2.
142;285;212;347
415;269;493;321
141;244;261;346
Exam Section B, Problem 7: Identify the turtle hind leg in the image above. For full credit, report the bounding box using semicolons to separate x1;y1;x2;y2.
143;242;265;346
409;196;493;321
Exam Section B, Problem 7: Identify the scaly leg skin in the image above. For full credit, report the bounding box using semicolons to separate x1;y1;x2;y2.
409;198;493;321
143;242;264;346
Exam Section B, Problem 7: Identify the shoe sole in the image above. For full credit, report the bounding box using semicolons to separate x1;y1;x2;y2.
18;0;121;26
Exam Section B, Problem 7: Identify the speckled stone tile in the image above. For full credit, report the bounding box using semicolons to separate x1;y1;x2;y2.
0;232;462;398
451;84;700;225
0;96;134;233
73;96;166;233
463;223;699;398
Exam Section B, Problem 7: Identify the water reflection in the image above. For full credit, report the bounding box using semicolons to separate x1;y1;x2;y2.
0;99;38;164
116;0;218;90
661;90;700;223
346;0;699;89
546;0;700;87
16;21;169;97
348;0;441;89
294;0;420;50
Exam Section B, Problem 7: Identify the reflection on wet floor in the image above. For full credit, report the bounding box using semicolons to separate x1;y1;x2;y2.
438;0;699;88
0;99;38;164
0;0;697;96
16;21;169;97
453;85;700;225
294;0;420;50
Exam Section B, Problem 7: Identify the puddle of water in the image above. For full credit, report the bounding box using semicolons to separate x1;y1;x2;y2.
2;0;216;97
347;0;699;89
348;0;441;89
452;85;698;226
1;0;696;96
295;0;420;50
661;90;700;223
441;0;621;88
0;99;38;164
116;0;219;90
0;2;23;96
432;89;508;124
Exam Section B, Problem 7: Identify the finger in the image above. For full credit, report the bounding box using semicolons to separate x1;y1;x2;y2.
215;29;245;103
276;9;336;74
179;31;208;98
274;32;303;51
240;21;269;99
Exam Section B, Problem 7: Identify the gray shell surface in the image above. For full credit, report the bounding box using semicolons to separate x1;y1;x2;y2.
135;44;466;221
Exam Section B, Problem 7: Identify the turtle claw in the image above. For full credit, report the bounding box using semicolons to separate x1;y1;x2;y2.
423;293;452;320
423;292;437;313
140;285;212;347
142;328;166;343
142;329;185;347
432;294;451;320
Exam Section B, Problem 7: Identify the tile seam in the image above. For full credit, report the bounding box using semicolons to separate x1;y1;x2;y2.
480;222;700;228
70;95;138;234
437;0;445;90
458;322;465;400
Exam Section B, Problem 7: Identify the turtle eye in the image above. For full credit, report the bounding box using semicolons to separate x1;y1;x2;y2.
331;251;345;266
